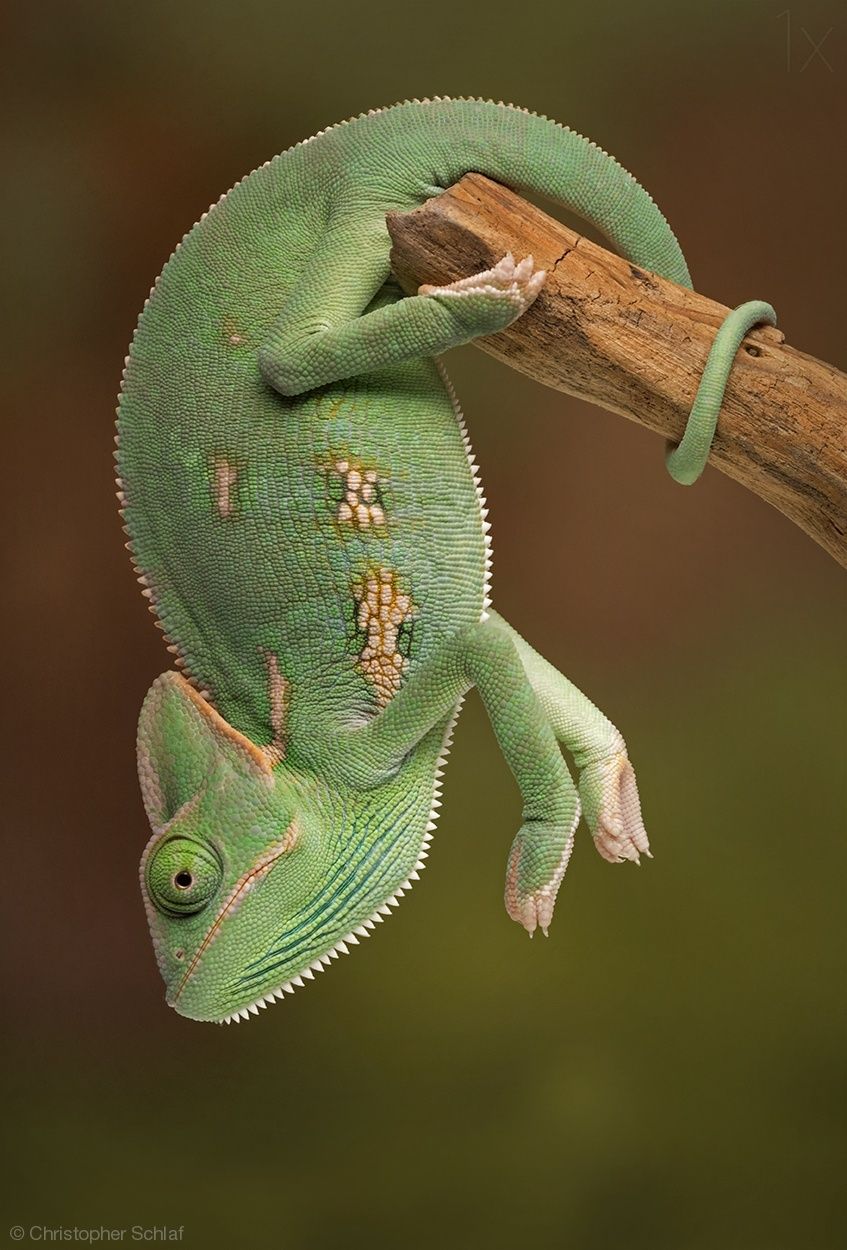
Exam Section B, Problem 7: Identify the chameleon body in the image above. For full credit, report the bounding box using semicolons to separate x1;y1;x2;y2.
118;98;747;1023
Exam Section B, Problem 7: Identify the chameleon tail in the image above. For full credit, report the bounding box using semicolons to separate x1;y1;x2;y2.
665;300;777;484
429;100;694;288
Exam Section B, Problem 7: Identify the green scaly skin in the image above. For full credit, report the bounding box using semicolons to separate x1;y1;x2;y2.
117;97;750;1024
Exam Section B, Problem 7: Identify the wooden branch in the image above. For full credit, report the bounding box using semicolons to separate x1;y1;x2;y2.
386;174;847;568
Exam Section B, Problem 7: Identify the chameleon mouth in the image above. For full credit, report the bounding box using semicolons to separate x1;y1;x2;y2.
169;822;299;1007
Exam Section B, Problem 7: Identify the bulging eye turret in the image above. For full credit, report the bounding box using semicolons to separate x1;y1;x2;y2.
146;836;223;917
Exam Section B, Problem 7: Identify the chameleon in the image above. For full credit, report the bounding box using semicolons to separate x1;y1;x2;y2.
116;96;775;1023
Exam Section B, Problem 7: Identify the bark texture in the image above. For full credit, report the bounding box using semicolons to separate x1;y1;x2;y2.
387;174;847;568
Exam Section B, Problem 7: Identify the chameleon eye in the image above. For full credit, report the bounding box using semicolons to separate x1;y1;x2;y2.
146;836;223;917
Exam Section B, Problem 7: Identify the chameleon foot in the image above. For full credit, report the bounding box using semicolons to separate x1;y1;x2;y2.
419;252;546;320
580;751;651;864
504;817;579;937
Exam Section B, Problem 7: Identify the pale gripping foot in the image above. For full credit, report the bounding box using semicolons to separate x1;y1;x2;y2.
419;253;546;326
504;814;580;938
579;750;651;864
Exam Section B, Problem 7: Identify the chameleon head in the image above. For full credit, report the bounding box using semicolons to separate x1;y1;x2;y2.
137;672;433;1023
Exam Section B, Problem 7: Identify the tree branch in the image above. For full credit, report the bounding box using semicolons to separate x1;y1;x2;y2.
386;174;847;569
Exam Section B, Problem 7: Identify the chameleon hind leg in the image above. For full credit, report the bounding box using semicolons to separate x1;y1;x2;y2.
330;617;581;935
257;218;543;396
488;612;650;865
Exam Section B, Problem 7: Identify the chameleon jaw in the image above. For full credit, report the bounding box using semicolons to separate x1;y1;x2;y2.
212;700;464;1025
217;829;434;1024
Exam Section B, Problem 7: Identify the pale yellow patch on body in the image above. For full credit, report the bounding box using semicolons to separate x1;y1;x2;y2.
259;649;290;764
212;457;239;519
334;460;386;529
222;317;248;347
352;567;415;706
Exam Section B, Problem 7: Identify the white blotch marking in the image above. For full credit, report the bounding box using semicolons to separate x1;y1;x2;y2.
259;649;290;763
352;567;415;705
333;460;387;529
213;458;238;519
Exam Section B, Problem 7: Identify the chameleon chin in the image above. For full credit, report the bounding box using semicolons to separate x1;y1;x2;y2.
117;97;768;1023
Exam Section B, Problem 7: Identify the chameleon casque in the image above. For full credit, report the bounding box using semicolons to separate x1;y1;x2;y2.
117;97;773;1023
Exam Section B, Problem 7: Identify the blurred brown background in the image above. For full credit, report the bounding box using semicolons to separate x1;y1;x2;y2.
3;2;846;1247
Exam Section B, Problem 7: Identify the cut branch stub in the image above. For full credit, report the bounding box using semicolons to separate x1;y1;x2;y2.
386;173;847;568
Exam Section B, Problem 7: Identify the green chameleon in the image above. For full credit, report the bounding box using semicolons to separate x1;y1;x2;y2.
116;97;774;1023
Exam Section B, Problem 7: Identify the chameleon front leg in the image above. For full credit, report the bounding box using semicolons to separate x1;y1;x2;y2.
329;618;580;935
489;612;650;865
258;218;544;396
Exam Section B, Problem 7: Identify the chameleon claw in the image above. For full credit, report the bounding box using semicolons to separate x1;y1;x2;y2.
418;252;546;317
504;819;577;937
581;751;651;865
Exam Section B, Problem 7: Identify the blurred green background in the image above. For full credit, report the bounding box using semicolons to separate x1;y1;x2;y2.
4;1;846;1247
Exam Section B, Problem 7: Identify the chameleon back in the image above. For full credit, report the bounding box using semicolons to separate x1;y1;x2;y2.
116;138;488;757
